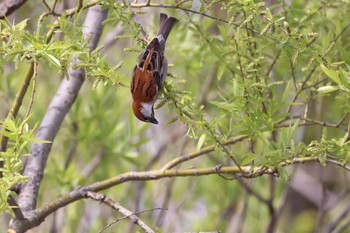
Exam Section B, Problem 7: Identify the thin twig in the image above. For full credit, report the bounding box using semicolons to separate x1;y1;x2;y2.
326;158;350;172
52;0;58;13
336;113;348;128
266;51;281;77
82;191;163;233
161;135;249;170
238;180;269;204
325;201;350;233
81;147;106;177
175;0;191;7
23;62;38;121
131;2;297;50
237;187;249;233
41;0;51;11
64;122;78;169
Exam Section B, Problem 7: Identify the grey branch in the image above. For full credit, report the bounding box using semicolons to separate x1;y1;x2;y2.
83;191;157;233
11;5;107;232
0;0;28;18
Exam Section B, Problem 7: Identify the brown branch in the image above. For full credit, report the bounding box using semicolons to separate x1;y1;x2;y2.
15;158;318;229
326;158;350;172
266;177;277;233
81;147;106;178
238;180;269;205
83;191;158;233
301;117;347;130
0;0;28;19
41;0;51;12
266;51;281;77
325;201;350;233
161;134;249;170
336;113;349;128
237;186;249;233
285;66;317;114
23;62;38;121
10;155;349;231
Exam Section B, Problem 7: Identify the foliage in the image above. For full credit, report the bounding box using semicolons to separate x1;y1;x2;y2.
0;116;35;215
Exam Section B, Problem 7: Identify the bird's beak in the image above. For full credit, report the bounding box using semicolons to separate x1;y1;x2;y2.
148;117;158;124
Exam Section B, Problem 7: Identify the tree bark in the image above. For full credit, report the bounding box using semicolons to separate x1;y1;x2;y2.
0;0;28;18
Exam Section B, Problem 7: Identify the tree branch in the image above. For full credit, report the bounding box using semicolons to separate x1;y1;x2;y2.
325;201;350;233
10;157;318;231
16;2;107;214
161;135;249;170
82;191;158;233
0;0;28;19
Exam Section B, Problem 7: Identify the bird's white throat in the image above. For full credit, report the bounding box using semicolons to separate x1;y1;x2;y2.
140;102;153;117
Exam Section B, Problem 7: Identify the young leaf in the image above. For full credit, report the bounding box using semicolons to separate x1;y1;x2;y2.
320;64;341;85
197;134;206;151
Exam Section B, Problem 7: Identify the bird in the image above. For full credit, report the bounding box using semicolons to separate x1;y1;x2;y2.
131;13;178;124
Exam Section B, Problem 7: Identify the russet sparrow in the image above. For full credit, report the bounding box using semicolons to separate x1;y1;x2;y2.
131;13;178;124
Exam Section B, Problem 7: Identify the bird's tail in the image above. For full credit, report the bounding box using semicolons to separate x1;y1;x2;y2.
157;13;178;43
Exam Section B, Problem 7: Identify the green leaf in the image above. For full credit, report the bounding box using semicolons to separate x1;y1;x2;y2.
278;167;289;182
217;62;226;81
197;134;206;151
15;18;29;30
240;153;255;165
320;64;341;85
200;3;205;13
317;85;338;93
43;52;61;67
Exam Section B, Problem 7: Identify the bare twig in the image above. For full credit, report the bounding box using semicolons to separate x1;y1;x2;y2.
64;122;78;169
83;191;162;233
23;62;38;121
325;201;350;233
336;113;348;128
266;51;281;77
333;218;350;233
81;147;106;178
237;188;249;233
314;184;328;233
161;135;249;170
238;180;269;204
41;0;51;11
326;158;350;172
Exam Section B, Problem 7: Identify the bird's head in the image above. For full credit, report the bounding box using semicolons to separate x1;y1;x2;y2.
132;101;158;124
